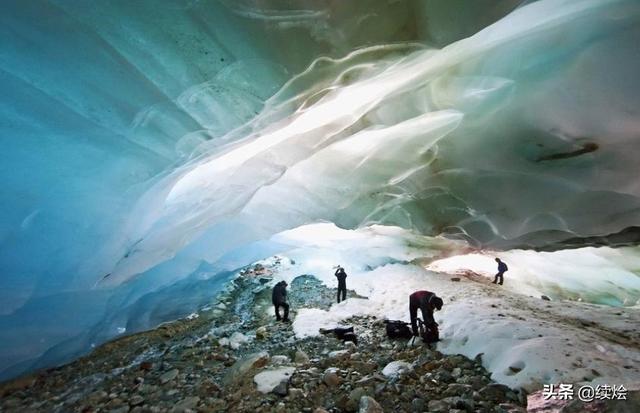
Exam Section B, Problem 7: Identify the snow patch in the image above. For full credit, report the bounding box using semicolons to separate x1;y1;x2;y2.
253;367;296;393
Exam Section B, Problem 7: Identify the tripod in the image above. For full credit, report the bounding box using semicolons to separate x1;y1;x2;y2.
410;317;427;346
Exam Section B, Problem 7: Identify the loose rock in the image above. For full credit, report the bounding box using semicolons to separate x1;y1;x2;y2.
359;396;384;413
159;369;179;384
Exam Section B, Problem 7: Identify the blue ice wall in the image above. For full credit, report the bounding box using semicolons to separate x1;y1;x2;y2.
1;0;479;380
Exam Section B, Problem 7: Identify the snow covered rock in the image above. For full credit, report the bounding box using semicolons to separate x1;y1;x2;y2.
229;332;250;349
253;367;296;394
328;350;350;360
270;355;290;365
382;361;413;378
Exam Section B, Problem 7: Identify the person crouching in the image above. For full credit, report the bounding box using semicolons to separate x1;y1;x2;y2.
409;290;443;342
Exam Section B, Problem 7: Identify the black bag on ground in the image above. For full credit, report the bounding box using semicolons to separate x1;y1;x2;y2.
384;320;413;339
421;324;440;343
320;326;358;345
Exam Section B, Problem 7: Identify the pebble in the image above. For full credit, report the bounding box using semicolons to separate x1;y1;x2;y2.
129;395;144;406
139;361;153;371
271;355;290;365
323;369;341;387
349;387;367;404
427;399;449;412
288;387;304;398
295;349;310;364
411;397;425;412
171;396;199;412
256;326;268;339
159;369;179;384
479;383;511;400
328;350;350;360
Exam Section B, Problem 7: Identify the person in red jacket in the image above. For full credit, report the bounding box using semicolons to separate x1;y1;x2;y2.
409;290;443;339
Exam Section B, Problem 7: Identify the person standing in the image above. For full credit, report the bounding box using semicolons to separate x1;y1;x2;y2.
335;266;348;303
272;281;290;322
493;258;508;285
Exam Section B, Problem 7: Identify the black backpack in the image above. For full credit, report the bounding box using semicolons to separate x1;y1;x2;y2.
384;320;413;339
422;324;440;343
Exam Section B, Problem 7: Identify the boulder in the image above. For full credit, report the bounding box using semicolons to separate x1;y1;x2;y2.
272;380;289;397
323;369;341;387
479;383;511;401
359;396;384;413
295;349;310;364
222;351;269;386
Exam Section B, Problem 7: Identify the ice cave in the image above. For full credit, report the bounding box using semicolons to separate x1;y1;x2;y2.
1;0;640;411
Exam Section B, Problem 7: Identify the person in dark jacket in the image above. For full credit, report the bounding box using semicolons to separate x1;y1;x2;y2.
272;281;289;322
493;258;508;285
409;290;443;338
334;266;347;303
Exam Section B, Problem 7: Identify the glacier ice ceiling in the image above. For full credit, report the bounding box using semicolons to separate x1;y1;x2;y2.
1;0;640;381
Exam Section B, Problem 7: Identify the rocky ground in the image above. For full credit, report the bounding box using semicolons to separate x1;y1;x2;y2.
0;262;531;412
